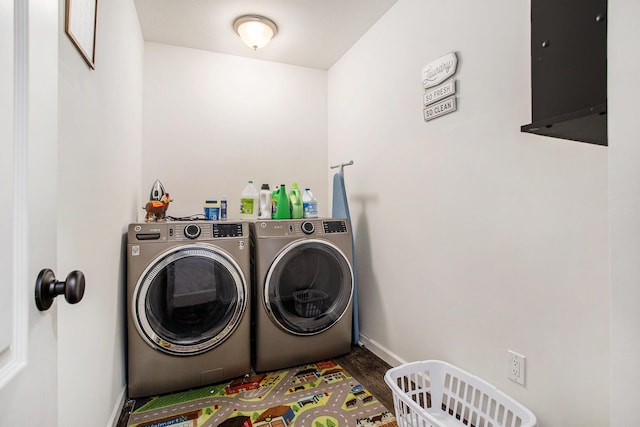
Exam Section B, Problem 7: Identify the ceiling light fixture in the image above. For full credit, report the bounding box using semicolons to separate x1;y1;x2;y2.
233;15;278;50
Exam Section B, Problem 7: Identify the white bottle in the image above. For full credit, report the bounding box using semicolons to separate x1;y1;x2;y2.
258;184;272;219
240;180;259;220
302;188;318;218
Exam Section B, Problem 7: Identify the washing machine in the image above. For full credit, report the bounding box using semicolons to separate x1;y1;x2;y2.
252;219;354;372
127;221;251;398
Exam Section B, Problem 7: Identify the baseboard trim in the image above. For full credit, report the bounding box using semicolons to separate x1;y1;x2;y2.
108;386;127;427
358;334;408;367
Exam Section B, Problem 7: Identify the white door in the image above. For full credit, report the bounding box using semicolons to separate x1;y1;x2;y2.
0;0;61;424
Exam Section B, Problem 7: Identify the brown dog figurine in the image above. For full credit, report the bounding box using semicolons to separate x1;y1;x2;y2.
144;193;172;221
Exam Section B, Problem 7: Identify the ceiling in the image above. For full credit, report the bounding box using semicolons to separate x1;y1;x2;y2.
134;0;398;70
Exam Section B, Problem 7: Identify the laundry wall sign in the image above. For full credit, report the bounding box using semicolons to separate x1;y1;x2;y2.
423;96;457;122
422;52;458;122
423;79;455;106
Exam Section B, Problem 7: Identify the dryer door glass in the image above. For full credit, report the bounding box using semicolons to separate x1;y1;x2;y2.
135;246;246;355
265;240;353;335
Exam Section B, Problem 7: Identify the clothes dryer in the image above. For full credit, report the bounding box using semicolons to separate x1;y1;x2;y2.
127;221;251;398
252;219;354;372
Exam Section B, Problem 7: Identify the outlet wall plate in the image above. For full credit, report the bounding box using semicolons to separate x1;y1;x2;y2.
508;350;526;385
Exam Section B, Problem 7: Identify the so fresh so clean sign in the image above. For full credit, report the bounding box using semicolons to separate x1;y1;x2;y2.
422;51;458;122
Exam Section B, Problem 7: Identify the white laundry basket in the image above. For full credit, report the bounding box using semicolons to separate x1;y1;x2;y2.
384;360;537;427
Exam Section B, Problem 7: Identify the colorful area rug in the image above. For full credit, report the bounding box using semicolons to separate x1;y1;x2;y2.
126;359;397;427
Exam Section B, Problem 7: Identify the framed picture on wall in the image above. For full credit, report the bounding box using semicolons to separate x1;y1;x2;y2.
65;0;98;69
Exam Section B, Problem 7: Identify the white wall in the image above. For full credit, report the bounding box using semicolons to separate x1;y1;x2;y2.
328;0;609;425
609;2;640;426
142;43;328;220
57;0;143;425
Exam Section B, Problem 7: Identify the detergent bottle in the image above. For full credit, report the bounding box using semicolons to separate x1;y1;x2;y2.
302;188;318;218
273;185;291;219
258;184;272;219
289;182;303;219
240;180;258;220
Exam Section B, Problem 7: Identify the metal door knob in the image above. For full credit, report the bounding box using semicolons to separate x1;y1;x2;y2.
35;268;86;311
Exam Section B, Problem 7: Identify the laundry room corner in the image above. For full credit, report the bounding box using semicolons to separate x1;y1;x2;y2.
140;43;330;220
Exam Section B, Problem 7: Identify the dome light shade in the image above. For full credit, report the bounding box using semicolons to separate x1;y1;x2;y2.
233;15;278;50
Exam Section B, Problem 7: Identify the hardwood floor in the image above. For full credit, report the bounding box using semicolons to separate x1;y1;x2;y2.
336;344;394;411
115;345;394;426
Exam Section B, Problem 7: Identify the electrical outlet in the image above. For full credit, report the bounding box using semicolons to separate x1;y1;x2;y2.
507;350;526;385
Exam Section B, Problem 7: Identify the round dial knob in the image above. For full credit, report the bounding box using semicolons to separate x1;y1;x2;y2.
301;221;315;235
184;224;201;239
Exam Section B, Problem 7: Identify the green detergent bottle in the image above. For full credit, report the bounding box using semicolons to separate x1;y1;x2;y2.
289;182;303;219
273;185;291;219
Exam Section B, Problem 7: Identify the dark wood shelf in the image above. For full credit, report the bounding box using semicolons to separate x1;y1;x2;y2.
522;0;607;146
521;103;607;146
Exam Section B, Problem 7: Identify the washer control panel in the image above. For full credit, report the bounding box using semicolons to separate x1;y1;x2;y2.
128;221;246;242
254;219;349;237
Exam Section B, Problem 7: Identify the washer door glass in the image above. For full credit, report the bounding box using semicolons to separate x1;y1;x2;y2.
265;239;353;335
135;245;246;355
